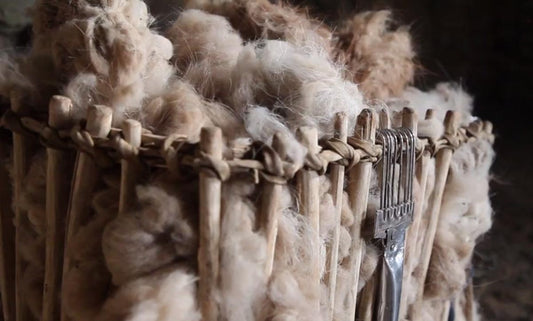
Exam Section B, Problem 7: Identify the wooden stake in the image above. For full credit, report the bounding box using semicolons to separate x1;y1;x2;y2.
399;107;430;319
42;96;75;321
10;91;33;321
354;108;389;321
441;301;451;321
343;109;378;321
324;113;348;321
296;126;321;312
357;272;377;321
61;105;112;321
410;111;460;320
0;129;15;321
198;127;223;321
261;133;285;278
118;119;143;214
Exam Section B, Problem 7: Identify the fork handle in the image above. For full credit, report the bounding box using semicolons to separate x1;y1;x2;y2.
377;228;406;321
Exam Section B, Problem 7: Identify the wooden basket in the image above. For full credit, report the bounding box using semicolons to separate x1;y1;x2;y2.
0;93;494;321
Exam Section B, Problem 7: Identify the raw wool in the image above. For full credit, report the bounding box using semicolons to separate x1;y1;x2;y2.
334;10;415;100
424;139;494;300
219;177;268;321
243;106;307;170
267;185;322;320
333;172;381;320
231;40;364;137
166;9;243;100
63;172;120;321
141;80;243;142
0;52;34;100
102;183;197;286
185;0;333;53
400;82;476;130
98;264;200;321
27;0;174;124
14;151;47;320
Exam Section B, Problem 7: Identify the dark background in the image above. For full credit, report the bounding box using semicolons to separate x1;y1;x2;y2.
2;0;533;319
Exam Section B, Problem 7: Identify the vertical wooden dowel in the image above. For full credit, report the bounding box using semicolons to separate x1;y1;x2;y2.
399;107;427;319
344;109;378;321
410;111;460;320
296;126;321;311
357;272;377;321
324;113;348;321
118;119;143;214
441;301;451;321
261;133;285;278
60;105;112;321
198;127;223;321
10;91;33;321
412;109;437;261
465;279;475;321
42;96;75;321
0;131;15;321
356;108;389;321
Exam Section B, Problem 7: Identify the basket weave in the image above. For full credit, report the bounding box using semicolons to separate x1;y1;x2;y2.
0;93;494;321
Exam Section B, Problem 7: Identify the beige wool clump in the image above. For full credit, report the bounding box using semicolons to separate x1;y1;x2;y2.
334;10;416;100
166;9;243;100
141;80;243;142
98;265;200;321
16;152;47;320
62;176;119;321
425;139;494;300
185;0;333;53
29;0;175;124
102;183;197;286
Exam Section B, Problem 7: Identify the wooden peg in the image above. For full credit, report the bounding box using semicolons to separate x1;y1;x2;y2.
119;119;143;214
409;110;459;320
198;127;223;321
342;109;378;321
261;132;286;278
61;105;112;321
296;126;321;313
10;90;33;321
42;96;75;321
324;113;348;321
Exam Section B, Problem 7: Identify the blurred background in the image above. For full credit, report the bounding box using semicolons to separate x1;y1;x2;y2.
2;0;532;319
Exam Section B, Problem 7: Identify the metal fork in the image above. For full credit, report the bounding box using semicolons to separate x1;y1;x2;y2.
375;127;416;321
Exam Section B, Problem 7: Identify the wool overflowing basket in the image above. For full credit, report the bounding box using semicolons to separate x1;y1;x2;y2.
0;1;495;321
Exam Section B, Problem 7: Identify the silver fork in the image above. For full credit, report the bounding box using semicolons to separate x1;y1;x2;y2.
375;128;416;321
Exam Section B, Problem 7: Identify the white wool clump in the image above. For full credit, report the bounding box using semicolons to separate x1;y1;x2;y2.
219;179;267;321
268;186;321;320
425;139;494;300
402;83;474;120
98;266;200;321
166;9;243;99
231;40;363;137
102;185;197;286
243;106;307;170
